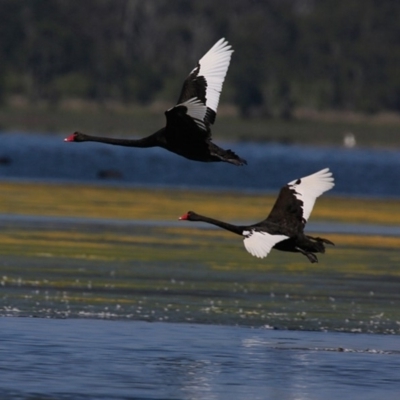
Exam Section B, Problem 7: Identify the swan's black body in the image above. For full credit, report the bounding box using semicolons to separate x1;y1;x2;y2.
66;129;245;165
180;211;333;263
65;39;246;166
179;169;335;263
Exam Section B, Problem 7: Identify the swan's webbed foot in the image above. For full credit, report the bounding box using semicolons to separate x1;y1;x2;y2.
308;236;335;246
295;246;319;263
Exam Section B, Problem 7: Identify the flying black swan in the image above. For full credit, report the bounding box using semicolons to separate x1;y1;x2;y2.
65;38;246;166
179;168;335;263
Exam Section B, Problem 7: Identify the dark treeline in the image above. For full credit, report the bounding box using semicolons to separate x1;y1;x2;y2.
1;0;400;118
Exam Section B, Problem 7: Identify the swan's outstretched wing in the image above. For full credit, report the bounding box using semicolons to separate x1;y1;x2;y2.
177;38;233;127
164;97;246;165
165;97;211;140
266;168;335;230
243;230;288;259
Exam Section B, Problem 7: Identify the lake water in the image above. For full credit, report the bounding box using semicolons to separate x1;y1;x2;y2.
1;212;400;399
1;318;400;400
1;132;400;399
1;132;400;197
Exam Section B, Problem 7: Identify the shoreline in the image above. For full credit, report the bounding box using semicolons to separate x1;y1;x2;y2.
2;101;400;148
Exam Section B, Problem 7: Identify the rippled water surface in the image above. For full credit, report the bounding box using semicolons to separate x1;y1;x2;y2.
1;318;400;400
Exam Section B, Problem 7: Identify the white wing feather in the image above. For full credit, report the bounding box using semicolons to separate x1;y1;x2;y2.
287;168;335;222
243;231;288;259
171;97;208;131
193;38;233;113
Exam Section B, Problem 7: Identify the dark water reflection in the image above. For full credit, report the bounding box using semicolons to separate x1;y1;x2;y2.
1;318;399;400
1;132;400;197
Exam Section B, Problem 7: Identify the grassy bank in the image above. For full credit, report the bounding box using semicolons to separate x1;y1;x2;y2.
1;102;400;148
1;180;400;225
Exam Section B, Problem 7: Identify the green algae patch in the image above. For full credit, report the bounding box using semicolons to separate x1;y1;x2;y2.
1;180;400;225
1;211;399;333
1;181;399;332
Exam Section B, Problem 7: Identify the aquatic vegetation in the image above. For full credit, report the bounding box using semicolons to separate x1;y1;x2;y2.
0;182;399;333
1;181;400;224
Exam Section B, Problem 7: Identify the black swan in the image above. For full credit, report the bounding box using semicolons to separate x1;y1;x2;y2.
179;168;335;263
65;38;246;166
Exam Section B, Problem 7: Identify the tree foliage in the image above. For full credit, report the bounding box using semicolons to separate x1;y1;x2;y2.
1;0;399;117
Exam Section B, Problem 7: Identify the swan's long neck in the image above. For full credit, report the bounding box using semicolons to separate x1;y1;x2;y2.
194;214;243;236
82;131;162;148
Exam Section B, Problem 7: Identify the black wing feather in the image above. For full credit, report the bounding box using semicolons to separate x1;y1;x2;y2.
264;185;305;232
165;104;210;143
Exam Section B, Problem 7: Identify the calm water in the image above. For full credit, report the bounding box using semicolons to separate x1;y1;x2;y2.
1;132;400;197
1;317;400;400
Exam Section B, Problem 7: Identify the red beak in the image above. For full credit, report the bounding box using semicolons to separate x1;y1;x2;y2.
179;213;189;220
64;133;76;142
